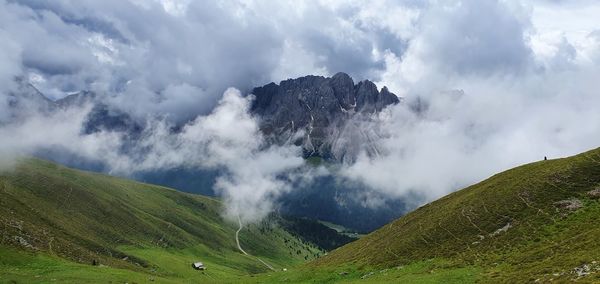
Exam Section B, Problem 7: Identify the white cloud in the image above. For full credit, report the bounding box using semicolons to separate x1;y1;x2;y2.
336;0;600;207
2;0;600;221
129;88;305;222
344;61;600;206
0;87;305;222
0;0;415;120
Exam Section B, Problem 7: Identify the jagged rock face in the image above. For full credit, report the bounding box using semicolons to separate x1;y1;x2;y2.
7;73;399;162
251;72;400;161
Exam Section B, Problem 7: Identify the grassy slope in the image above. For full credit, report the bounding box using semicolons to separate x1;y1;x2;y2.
5;147;600;283
0;158;321;283
253;147;600;283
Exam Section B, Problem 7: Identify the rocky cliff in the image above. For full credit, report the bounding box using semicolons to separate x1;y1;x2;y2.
7;72;400;162
251;72;399;161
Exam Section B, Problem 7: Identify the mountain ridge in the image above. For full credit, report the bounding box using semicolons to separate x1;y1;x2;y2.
251;72;399;161
8;73;400;162
0;157;355;282
3;126;600;282
278;147;600;283
4;74;407;232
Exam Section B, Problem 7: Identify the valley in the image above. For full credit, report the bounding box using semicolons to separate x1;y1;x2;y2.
0;158;330;283
3;148;600;282
2;1;599;283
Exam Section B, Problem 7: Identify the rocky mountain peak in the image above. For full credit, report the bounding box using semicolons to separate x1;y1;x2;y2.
8;73;399;162
251;72;400;160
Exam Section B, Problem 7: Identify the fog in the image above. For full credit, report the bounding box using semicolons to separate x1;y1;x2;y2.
1;0;600;222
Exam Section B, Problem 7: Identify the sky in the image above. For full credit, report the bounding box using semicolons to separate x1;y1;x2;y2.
1;0;600;222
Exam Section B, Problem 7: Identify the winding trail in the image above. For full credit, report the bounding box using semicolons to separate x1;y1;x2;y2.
235;216;248;255
236;215;275;271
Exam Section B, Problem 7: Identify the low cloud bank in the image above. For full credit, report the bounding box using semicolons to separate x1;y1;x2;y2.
338;0;600;206
128;88;306;222
0;88;307;223
341;67;600;205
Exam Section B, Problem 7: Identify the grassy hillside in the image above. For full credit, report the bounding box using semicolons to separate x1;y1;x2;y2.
0;158;322;283
5;146;600;283
249;147;600;283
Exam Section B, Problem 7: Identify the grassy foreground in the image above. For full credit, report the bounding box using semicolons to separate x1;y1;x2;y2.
0;158;321;283
4;146;600;283
308;147;600;283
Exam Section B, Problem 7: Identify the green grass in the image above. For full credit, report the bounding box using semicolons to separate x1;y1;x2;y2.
4;146;600;283
310;147;600;283
0;158;320;283
0;246;177;283
248;258;480;283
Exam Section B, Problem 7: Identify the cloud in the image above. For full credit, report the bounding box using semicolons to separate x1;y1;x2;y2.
341;66;600;204
0;0;417;121
0;87;306;222
0;33;21;122
2;0;600;222
0;103;124;171
339;0;600;206
126;88;305;222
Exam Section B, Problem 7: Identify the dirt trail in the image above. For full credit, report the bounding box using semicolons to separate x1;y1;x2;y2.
236;215;275;271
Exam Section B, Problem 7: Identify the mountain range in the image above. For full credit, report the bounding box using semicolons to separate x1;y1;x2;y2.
3;75;600;282
251;72;399;161
5;73;405;233
9;72;399;162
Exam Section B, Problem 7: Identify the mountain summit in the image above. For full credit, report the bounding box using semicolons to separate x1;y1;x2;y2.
251;72;400;161
3;74;404;231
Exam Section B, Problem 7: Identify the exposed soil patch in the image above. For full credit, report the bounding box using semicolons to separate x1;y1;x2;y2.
586;188;600;199
554;198;583;211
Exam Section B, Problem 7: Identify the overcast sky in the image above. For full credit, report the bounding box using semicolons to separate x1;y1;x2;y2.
1;0;600;221
0;0;597;113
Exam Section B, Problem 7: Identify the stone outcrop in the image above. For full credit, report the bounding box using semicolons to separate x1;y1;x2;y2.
251;72;400;161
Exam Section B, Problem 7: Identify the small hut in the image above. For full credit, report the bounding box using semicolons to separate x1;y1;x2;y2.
192;262;206;270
